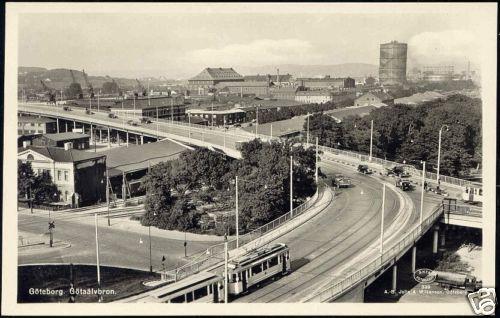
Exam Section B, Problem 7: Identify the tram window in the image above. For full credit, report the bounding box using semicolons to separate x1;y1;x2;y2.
186;292;193;303
252;264;263;275
479;189;483;196
465;188;469;194
194;287;208;300
238;272;242;281
263;261;268;270
232;274;237;282
269;257;279;267
286;252;290;260
209;284;213;294
170;295;185;303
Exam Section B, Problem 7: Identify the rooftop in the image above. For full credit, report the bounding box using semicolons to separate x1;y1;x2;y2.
42;132;90;141
187;108;246;115
215;81;271;88
100;139;189;176
296;90;333;96
19;146;105;163
189;68;244;81
244;74;293;82
358;91;394;101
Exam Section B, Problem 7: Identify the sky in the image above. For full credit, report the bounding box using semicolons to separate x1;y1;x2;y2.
16;3;492;79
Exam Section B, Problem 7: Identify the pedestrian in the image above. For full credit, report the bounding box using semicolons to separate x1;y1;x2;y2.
424;181;428;191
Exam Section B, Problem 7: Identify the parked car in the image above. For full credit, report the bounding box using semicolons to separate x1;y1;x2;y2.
140;117;152;124
358;164;373;174
85;108;94;115
108;113;118;119
127;119;139;126
63;106;72;111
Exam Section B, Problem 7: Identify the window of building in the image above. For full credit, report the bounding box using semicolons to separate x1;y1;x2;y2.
57;170;62;181
263;261;268;271
64;171;69;181
26;154;34;161
479;189;483;196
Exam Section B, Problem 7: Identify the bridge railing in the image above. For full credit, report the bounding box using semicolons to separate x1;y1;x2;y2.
166;185;323;282
317;145;478;189
442;203;482;216
304;202;444;302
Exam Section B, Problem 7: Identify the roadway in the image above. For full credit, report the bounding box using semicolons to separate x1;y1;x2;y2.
19;103;257;156
232;160;443;303
18;211;218;272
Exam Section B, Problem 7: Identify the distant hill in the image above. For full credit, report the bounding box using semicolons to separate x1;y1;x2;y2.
237;63;378;79
18;67;175;91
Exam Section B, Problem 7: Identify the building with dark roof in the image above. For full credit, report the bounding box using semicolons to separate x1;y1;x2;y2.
100;140;189;198
269;86;298;101
18;144;106;207
215;81;272;97
109;95;187;120
354;91;394;107
296;76;348;90
18;115;57;135
32;132;91;150
186;108;246;126
188;68;244;95
244;74;294;86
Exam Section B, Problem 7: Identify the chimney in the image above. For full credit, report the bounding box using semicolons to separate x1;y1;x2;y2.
64;142;73;151
23;140;30;148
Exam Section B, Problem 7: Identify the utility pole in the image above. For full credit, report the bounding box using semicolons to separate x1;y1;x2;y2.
437;125;448;184
290;155;293;213
315;137;319;184
106;169;110;226
235;176;239;248
369;120;374;162
156;105;159;141
224;240;228;304
184;231;187;258
420;161;426;229
94;213;103;302
306;113;310;147
149;224;153;272
380;184;386;256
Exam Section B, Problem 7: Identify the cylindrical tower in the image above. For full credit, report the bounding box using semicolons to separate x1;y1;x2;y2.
379;41;407;86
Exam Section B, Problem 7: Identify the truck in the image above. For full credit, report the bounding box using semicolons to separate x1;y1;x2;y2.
395;178;412;191
332;174;351;188
357;164;373;174
431;271;480;292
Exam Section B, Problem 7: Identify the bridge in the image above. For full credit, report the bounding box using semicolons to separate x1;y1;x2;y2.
18;102;482;302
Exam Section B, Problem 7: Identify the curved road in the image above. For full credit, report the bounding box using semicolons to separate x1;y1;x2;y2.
233;161;403;302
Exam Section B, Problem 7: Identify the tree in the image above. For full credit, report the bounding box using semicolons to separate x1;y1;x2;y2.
18;160;35;198
31;172;60;204
140;162;175;227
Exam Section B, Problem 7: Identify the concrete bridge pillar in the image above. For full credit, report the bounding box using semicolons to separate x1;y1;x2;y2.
432;226;439;254
411;245;417;273
65;122;68;132
73;121;76;131
90;123;93;142
141;134;144;145
126;131;129;147
135;135;139;145
122;172;127;203
99;129;102;143
392;265;398;291
107;127;111;149
117;131;120;146
56;118;60;133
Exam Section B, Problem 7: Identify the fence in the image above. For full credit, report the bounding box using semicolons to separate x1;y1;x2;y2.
317;145;479;189
303;203;444;302
164;185;324;282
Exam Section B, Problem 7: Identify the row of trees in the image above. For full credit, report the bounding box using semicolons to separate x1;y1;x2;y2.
306;94;482;177
140;140;318;234
18;161;60;204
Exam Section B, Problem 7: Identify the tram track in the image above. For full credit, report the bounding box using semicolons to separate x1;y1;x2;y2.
234;162;405;302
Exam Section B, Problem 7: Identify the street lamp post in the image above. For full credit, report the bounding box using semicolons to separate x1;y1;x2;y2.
106;169;110;226
315;137;319;184
380;184;386;256
369;120;374;162
290;155;293;213
436;125;449;184
420;161;426;230
235;176;239;248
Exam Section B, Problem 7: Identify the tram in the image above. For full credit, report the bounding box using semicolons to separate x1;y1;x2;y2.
462;183;483;204
227;243;291;296
135;271;225;303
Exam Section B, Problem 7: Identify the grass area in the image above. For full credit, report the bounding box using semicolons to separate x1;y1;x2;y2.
18;264;160;303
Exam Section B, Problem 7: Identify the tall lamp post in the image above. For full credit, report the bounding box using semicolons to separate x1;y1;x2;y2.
369;120;374;162
419;161;426;230
436;124;449;184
